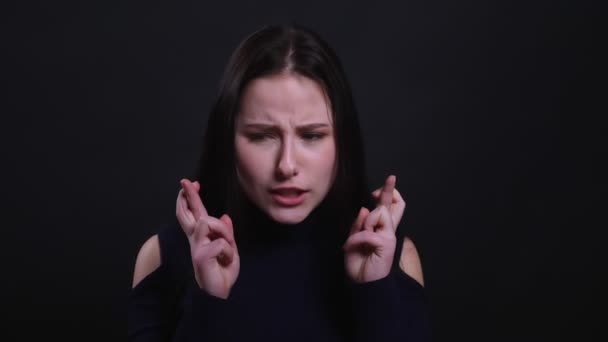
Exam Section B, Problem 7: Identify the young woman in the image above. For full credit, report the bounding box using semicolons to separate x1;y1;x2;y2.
129;24;429;342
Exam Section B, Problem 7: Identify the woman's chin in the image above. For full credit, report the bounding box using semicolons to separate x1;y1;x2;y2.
266;207;311;225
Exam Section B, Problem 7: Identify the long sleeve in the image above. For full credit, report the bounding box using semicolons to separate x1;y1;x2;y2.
128;264;175;342
170;279;238;341
128;264;236;342
346;266;431;342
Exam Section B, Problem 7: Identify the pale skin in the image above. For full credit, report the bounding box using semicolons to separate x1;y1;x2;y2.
132;176;424;294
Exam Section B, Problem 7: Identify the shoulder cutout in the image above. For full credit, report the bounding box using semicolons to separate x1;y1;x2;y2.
132;234;161;288
398;237;425;287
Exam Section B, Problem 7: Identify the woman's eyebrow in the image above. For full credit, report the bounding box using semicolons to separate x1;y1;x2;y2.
241;123;331;130
241;123;278;131
297;123;331;130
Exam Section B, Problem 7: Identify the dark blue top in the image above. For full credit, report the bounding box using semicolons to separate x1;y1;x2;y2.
128;205;430;341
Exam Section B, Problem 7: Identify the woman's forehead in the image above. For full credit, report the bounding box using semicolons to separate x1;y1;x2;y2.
238;73;333;126
237;108;333;127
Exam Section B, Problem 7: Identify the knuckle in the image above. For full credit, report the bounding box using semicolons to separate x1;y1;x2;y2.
196;217;208;227
359;230;372;239
217;238;228;249
207;216;220;227
192;249;206;263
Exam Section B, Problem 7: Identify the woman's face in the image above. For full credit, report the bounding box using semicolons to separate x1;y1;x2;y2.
235;72;337;224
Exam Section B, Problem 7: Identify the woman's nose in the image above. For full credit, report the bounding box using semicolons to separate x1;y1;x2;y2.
276;139;298;179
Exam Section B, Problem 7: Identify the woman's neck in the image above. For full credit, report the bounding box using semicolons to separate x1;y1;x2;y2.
233;197;337;254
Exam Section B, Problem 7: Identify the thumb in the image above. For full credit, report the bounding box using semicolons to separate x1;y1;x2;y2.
219;213;232;227
349;207;369;236
220;214;235;241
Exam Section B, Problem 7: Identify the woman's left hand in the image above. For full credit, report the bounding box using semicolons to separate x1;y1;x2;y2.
370;175;406;229
343;175;402;283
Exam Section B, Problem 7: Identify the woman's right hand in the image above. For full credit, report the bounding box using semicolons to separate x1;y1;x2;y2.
176;179;240;299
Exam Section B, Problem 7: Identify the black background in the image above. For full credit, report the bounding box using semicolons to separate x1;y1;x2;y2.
5;0;604;340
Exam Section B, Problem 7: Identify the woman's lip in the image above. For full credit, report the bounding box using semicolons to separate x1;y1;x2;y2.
270;187;306;193
270;191;307;206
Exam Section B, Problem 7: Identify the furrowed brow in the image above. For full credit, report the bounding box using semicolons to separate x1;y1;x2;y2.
242;123;277;129
297;123;331;130
241;124;282;134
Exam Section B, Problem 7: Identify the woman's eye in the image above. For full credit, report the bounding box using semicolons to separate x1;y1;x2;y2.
302;132;326;141
247;133;274;142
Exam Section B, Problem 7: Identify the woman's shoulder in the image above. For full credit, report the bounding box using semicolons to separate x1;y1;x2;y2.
397;236;425;287
132;234;161;288
131;221;191;288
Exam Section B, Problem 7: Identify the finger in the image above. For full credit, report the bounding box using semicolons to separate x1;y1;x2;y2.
205;215;235;244
363;206;381;231
193;181;200;192
349;207;369;235
372;188;395;204
372;188;381;198
372;187;399;203
181;179;203;218
192;216;211;243
219;214;235;241
176;189;195;235
372;188;406;227
391;188;406;228
392;187;405;207
181;179;208;219
378;175;396;208
343;230;384;252
199;238;234;266
363;206;393;235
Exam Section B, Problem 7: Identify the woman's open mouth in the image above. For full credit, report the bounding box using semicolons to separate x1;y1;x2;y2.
269;188;308;206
